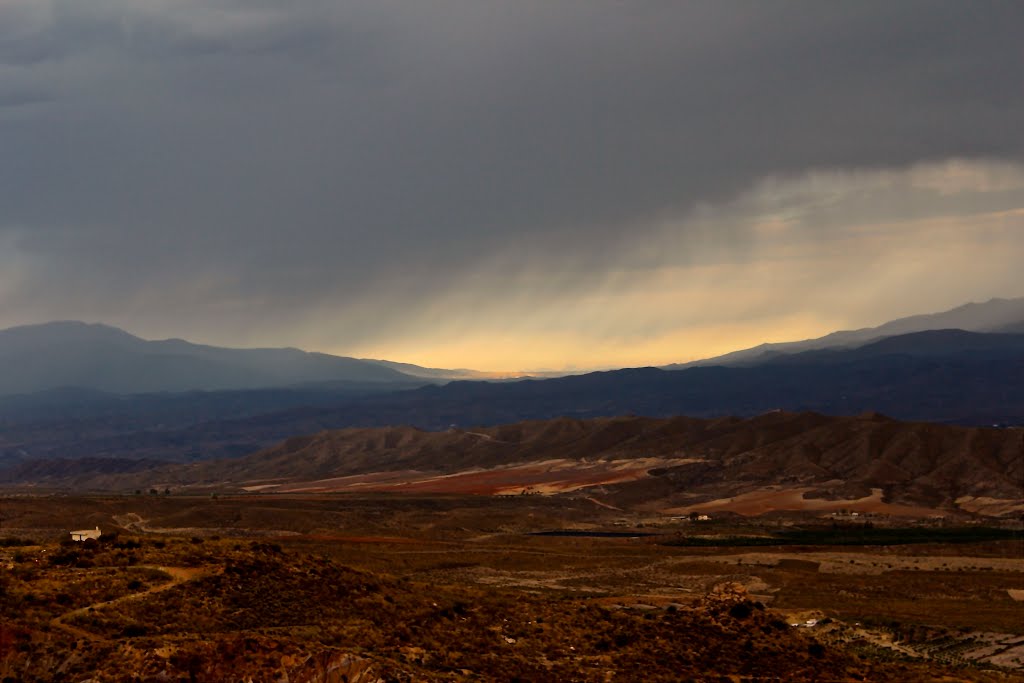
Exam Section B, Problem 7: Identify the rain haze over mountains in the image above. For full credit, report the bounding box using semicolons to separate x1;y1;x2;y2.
3;1;1024;487
3;8;1024;681
1;1;1023;371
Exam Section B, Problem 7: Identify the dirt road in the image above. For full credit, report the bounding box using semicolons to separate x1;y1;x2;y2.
50;565;211;642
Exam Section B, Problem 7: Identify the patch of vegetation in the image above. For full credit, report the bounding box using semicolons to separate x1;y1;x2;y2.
663;526;1022;547
51;551;874;682
2;495;1020;682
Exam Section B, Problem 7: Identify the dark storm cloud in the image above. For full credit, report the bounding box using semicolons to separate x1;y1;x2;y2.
1;1;1022;350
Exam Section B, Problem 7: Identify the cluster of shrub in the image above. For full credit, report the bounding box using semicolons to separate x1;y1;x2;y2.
0;537;34;547
46;533;147;568
664;525;1022;547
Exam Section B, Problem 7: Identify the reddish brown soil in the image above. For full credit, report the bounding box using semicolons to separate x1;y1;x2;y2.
275;534;426;544
51;412;1024;518
269;457;694;496
667;486;940;517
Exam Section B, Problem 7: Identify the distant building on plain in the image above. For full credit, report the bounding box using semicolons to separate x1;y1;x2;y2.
70;526;101;542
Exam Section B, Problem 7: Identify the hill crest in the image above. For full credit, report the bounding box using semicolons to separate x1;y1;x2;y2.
666;296;1024;369
13;412;1021;519
0;321;419;395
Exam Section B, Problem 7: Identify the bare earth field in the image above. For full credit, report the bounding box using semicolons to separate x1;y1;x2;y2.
662;486;942;518
1;493;1022;681
18;413;1021;525
242;457;701;496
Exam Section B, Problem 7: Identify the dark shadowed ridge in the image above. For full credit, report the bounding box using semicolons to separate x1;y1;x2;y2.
1;328;1023;469
358;358;498;381
10;412;1022;518
665;296;1024;369
0;321;424;395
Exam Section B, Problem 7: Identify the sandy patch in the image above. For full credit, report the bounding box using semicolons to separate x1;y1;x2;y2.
955;495;1024;517
664;486;938;517
240;484;281;492
947;632;1024;670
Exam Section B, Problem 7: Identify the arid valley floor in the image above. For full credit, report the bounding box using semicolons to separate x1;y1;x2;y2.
2;492;1022;682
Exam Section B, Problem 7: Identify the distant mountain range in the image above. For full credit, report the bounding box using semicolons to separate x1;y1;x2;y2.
0;321;449;396
1;297;1024;474
358;359;508;381
4;297;1022;396
665;296;1024;368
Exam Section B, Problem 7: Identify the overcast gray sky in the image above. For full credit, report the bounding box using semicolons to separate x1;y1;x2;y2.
2;1;1023;369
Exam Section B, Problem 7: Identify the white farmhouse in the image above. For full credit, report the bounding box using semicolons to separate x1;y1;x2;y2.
70;526;101;542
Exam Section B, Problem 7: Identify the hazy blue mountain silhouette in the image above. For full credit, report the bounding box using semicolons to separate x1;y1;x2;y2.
3;304;1024;472
665;296;1024;369
0;321;418;395
3;328;1022;470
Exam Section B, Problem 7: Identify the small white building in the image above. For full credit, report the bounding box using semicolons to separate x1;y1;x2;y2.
70;526;101;542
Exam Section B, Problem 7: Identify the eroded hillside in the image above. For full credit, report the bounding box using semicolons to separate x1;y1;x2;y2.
18;412;1021;519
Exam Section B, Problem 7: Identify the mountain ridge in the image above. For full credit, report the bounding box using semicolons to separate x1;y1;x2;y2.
2;327;1023;468
6;296;1024;395
2;301;1024;469
8;411;1021;519
0;321;427;395
665;296;1024;369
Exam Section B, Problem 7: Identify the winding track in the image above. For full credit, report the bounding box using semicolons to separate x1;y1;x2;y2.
50;565;212;642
